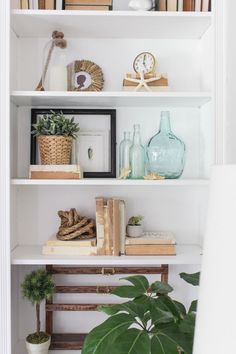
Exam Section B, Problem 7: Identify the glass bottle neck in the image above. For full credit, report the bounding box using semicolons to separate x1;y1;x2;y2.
133;126;141;145
124;132;131;141
159;114;171;134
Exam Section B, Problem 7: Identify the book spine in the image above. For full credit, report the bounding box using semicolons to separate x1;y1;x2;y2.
103;206;110;255
183;0;193;11
125;244;176;256
178;0;183;11
158;0;166;11
195;0;201;11
21;0;29;9
33;0;38;9
30;171;82;179
113;199;121;256
64;5;109;10
39;0;46;9
202;0;209;11
56;0;63;9
119;200;126;255
64;0;112;4
45;0;55;9
29;0;34;9
107;199;114;255
42;246;97;255
167;0;177;11
95;197;105;255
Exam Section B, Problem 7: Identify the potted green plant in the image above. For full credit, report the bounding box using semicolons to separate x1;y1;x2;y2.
21;269;55;354
32;110;80;165
127;215;143;237
82;272;200;354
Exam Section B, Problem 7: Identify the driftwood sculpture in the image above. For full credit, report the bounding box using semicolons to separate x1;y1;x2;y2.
56;208;96;241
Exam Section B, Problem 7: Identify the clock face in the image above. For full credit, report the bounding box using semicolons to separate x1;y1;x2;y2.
133;52;156;74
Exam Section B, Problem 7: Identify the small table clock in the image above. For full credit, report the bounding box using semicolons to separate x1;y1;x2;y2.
133;52;156;74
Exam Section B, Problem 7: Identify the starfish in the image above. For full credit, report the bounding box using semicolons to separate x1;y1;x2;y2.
144;173;165;180
125;71;162;92
119;168;131;180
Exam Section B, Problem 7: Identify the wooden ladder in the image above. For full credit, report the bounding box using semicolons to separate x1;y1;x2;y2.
46;264;169;350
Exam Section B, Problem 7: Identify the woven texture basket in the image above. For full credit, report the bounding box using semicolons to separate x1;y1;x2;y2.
37;135;73;165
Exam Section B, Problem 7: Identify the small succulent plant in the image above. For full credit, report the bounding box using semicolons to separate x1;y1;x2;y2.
31;111;80;139
128;215;143;226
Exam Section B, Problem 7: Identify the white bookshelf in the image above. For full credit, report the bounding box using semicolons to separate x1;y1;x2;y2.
11;91;211;108
11;10;212;39
11;245;202;266
0;0;227;353
11;178;209;186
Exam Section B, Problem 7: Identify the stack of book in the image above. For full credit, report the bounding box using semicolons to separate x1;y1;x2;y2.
29;165;83;179
20;0;63;9
64;0;113;11
123;73;169;91
42;235;97;255
155;0;211;12
125;231;176;256
96;197;125;256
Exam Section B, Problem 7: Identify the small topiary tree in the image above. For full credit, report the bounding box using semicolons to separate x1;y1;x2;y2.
21;269;55;344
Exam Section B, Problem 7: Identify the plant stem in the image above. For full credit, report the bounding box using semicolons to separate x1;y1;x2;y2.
36;303;40;335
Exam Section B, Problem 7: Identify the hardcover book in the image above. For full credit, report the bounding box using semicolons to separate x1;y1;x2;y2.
159;0;166;11
125;244;176;256
167;0;177;11
195;0;202;11
65;5;109;10
45;235;96;247
126;231;176;245
95;197;105;254
64;0;112;4
183;0;193;11
29;164;82;179
202;0;209;11
42;245;97;255
21;0;29;9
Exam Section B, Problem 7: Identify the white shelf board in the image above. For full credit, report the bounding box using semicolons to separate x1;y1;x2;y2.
11;10;212;39
11;178;209;186
11;91;211;108
11;245;202;265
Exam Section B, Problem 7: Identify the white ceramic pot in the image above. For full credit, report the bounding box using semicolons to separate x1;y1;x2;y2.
129;0;153;11
26;337;51;354
127;225;143;237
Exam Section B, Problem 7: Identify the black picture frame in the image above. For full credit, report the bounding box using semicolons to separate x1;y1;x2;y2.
31;109;116;178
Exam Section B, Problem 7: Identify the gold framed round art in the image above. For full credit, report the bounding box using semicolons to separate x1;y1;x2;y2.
68;60;104;92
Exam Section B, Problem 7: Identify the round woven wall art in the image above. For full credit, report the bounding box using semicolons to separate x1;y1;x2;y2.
68;60;104;92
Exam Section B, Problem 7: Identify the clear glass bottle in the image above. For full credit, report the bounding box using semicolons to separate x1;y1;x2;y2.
130;124;145;179
119;132;132;175
147;111;186;179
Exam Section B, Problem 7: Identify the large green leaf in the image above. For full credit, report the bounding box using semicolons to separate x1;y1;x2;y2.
179;272;200;286
113;329;151;354
112;286;144;299
189;300;198;313
81;313;133;354
150;298;174;326
122;276;149;292
151;333;179;354
156;323;194;354
173;300;186;317
155;296;184;321
99;300;147;322
151;281;173;295
179;313;196;335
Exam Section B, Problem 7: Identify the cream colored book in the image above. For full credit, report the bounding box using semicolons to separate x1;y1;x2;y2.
119;200;126;255
113;199;121;256
167;0;177;11
29;165;82;179
45;235;96;247
125;244;176;256
42;245;97;256
96;197;105;254
65;0;112;4
126;232;176;245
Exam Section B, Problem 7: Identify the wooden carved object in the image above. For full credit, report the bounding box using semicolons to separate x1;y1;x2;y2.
56;208;96;241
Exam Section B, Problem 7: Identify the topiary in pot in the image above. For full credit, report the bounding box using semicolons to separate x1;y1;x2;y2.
127;215;143;237
82;272;200;354
31;110;80;165
21;269;55;354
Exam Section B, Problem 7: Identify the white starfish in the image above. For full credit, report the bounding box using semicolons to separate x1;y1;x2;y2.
125;71;162;92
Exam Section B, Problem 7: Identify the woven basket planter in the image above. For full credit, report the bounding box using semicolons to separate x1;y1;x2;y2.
37;135;73;165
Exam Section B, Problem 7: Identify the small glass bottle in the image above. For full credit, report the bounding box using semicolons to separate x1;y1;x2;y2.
147;111;186;179
130;124;145;179
119;132;132;175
